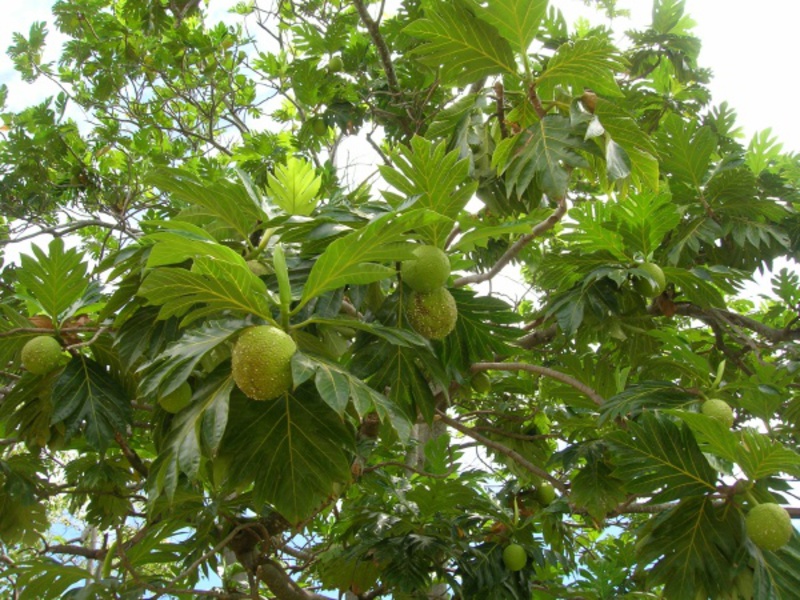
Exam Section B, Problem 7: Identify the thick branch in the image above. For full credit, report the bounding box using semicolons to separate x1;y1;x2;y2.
435;410;567;492
517;324;559;349
454;197;567;287
471;362;605;406
670;303;800;344
352;0;399;95
0;219;138;248
46;544;106;560
257;559;334;600
115;432;149;478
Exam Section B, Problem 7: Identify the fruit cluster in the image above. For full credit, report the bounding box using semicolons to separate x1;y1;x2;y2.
402;245;457;340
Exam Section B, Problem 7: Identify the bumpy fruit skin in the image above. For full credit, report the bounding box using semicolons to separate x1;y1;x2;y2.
21;336;64;375
159;382;193;414
746;503;794;551
502;544;527;571
401;245;451;293
702;398;735;428
406;288;458;340
232;326;297;400
633;262;666;297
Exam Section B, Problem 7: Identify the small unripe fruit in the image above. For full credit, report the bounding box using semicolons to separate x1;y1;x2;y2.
406;288;458;340
21;336;64;375
232;325;297;400
633;262;666;297
702;399;735;428
746;503;793;551
311;118;327;136
158;381;193;414
535;482;556;506
471;372;491;394
327;55;344;72
401;245;451;293
502;544;527;571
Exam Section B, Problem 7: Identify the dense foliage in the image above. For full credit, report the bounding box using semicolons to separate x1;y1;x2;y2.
1;0;799;598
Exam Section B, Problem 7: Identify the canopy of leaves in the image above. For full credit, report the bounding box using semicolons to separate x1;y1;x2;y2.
0;0;799;599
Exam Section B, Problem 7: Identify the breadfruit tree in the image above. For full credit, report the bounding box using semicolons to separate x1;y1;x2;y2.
0;0;799;598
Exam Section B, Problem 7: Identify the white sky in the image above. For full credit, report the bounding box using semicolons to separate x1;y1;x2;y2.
1;0;798;151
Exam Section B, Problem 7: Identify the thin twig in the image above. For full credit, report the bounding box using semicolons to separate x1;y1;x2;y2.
470;361;604;406
454;197;567;287
435;410;567;492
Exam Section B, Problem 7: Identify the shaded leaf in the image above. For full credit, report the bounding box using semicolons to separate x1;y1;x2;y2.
148;366;234;501
292;352;412;442
51;355;132;452
137;319;244;399
493;115;588;199
571;458;627;520
608;412;717;502
219;386;354;523
637;496;746;599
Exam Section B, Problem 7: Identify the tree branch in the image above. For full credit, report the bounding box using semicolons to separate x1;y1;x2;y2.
352;0;399;95
435;410;567;492
45;544;106;560
471;362;605;406
454;197;567;287
657;302;800;344
0;219;138;248
257;559;334;600
115;431;149;478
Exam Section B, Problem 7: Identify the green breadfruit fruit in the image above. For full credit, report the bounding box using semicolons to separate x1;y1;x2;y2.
401;245;451;293
633;262;666;297
311;118;328;136
21;336;64;375
327;55;344;72
701;398;735;428
158;381;193;414
406;287;457;340
535;482;556;506
746;503;793;551
231;325;297;400
502;544;527;571
471;372;491;394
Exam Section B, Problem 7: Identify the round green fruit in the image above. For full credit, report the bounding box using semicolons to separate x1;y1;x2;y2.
471;372;492;394
21;336;64;375
746;503;793;551
701;398;735;428
502;544;527;571
158;382;193;414
232;325;297;400
401;245;451;293
406;287;458;340
535;482;556;506
327;55;344;72
633;262;666;297
311;118;327;136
